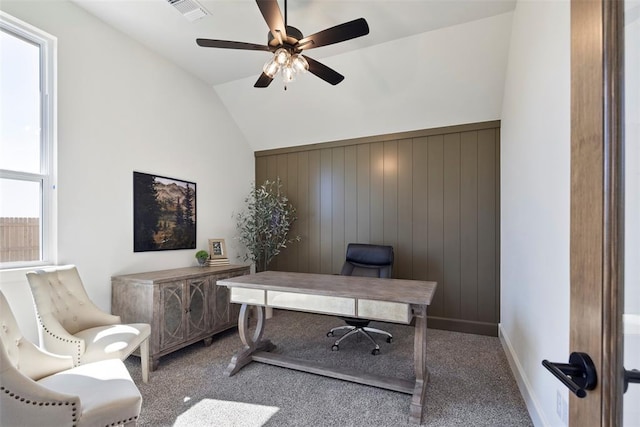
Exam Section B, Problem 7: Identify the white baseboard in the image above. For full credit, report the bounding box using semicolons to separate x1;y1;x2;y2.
499;324;548;427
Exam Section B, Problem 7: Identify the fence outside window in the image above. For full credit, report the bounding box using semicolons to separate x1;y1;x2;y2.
0;217;39;262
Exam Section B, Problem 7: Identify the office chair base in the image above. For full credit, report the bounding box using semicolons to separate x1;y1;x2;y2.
331;341;380;355
327;326;393;342
329;326;391;355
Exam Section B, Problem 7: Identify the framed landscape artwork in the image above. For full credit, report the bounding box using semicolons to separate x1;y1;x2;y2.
133;171;196;252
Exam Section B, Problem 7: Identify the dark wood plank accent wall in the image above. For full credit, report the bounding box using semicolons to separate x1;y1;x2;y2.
255;121;500;336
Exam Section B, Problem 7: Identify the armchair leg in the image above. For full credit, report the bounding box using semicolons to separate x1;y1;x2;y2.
140;338;149;383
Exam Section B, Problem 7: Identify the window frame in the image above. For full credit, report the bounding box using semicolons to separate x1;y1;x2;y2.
0;11;57;269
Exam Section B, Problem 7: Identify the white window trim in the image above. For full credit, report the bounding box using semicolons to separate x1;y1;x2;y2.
0;11;57;270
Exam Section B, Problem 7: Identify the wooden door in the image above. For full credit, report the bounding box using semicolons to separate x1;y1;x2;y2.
569;0;631;425
622;1;640;423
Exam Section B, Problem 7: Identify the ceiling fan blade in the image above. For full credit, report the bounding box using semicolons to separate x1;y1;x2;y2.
256;0;287;42
296;18;369;50
196;39;270;51
303;55;344;85
254;72;274;88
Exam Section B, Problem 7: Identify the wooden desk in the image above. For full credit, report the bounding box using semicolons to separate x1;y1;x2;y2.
217;271;437;425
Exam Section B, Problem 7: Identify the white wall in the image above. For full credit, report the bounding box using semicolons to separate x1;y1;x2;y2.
214;12;513;152
0;0;254;342
500;1;570;426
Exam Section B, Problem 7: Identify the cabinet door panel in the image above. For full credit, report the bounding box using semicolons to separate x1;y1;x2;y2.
187;278;208;339
213;284;231;328
210;271;245;331
160;281;184;350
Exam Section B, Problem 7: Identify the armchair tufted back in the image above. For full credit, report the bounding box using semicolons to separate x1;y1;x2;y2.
26;266;120;335
0;292;71;381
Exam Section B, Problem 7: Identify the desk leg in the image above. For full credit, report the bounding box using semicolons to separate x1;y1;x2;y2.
410;305;429;424
225;304;275;377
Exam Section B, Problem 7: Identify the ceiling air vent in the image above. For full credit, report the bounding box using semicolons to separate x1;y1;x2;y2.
167;0;210;22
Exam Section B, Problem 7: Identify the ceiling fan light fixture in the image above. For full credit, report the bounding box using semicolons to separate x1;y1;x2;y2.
274;48;291;66
282;65;296;83
263;57;280;78
290;54;309;73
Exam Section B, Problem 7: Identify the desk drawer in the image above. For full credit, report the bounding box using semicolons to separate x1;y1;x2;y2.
358;300;410;323
230;287;265;305
267;291;355;317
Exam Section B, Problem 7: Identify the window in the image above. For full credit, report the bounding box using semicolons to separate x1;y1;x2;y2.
0;13;56;268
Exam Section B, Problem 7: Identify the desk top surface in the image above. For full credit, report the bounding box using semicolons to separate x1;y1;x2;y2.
218;271;437;306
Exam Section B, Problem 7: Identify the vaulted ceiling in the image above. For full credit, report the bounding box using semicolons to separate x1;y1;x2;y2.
71;0;517;151
72;0;516;86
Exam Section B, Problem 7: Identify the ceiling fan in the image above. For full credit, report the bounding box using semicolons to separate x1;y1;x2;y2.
196;0;370;88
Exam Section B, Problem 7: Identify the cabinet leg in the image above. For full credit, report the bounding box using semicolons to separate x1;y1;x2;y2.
151;357;160;372
203;337;213;346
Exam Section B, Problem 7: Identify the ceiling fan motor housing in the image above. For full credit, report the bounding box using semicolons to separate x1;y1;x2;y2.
268;25;304;50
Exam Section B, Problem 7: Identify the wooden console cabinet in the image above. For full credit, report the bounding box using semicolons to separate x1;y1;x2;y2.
111;265;249;370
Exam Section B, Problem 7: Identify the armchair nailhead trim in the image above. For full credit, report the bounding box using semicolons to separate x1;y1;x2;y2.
36;313;83;364
2;386;136;427
1;386;77;425
107;415;139;426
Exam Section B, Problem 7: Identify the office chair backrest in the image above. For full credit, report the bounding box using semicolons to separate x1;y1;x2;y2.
340;243;394;278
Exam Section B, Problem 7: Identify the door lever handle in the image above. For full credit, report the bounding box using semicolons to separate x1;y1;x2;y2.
624;368;640;393
542;352;597;398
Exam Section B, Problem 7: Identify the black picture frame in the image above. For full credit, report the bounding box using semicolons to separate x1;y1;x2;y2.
133;171;196;252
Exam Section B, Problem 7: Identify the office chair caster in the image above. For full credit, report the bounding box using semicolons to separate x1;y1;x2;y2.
386;337;393;343
371;348;380;356
327;331;334;337
332;344;339;351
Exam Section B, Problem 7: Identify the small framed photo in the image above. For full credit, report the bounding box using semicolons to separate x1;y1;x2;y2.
208;238;227;259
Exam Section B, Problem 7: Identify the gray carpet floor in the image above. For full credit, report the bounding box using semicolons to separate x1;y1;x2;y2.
124;310;533;427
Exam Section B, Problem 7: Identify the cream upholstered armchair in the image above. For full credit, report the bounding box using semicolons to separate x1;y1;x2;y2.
26;265;151;383
0;291;142;426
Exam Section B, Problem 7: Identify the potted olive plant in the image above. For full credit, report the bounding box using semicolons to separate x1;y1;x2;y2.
234;178;300;272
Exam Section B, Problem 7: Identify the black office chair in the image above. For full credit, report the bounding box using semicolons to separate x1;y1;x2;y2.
327;243;394;355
